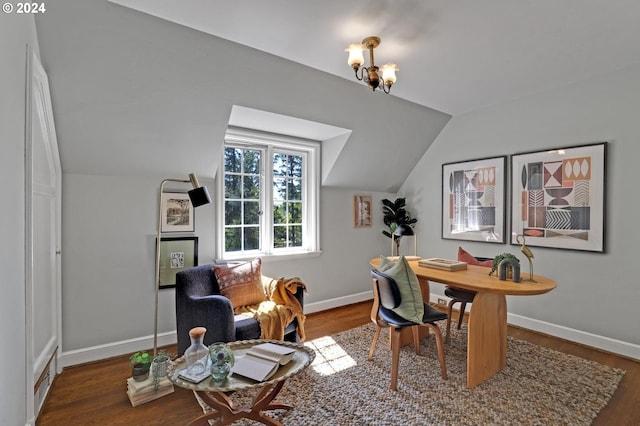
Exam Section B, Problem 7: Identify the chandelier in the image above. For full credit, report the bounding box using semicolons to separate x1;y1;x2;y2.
346;36;398;94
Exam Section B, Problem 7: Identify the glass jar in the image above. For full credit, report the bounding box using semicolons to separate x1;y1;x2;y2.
209;342;234;382
184;327;209;376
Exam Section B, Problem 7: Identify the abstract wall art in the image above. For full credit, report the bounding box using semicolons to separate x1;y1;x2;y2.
442;156;507;243
510;142;607;252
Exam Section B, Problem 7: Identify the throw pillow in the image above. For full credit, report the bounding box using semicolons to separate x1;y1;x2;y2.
214;258;268;308
458;247;492;267
376;255;424;324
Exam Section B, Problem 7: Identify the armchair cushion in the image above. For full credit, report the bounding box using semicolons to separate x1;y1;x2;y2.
213;258;268;308
376;255;424;324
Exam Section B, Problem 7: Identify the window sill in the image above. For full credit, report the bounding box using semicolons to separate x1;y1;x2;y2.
217;250;322;264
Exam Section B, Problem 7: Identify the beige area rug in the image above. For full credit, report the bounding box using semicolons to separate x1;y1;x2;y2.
195;323;625;425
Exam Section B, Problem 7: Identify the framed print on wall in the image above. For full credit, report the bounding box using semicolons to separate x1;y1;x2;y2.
158;236;198;288
353;194;372;227
510;142;607;252
161;192;194;232
442;156;507;243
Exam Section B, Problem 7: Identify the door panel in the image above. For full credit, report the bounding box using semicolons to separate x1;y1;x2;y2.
26;47;61;423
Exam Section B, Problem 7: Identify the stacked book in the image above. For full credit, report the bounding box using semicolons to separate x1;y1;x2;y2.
126;375;174;407
418;258;468;271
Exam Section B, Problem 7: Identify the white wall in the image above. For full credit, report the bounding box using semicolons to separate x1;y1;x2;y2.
0;12;39;426
402;63;640;351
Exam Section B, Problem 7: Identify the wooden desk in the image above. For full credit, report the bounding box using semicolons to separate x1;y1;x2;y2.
370;258;556;388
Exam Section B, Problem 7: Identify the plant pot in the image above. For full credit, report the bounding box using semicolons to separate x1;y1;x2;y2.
152;356;170;379
132;363;150;382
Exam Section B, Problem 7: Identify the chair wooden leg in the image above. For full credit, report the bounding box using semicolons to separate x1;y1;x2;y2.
426;324;448;380
390;328;402;391
457;301;467;329
446;300;456;344
368;325;382;360
411;326;421;355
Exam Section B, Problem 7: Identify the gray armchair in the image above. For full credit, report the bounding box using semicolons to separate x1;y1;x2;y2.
175;264;304;355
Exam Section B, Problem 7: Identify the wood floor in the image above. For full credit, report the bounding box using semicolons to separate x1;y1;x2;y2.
37;301;639;425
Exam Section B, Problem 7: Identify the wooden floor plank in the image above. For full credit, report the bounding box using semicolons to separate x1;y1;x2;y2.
36;302;639;425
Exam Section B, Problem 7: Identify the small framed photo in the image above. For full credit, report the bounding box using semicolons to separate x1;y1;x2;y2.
442;156;507;243
353;194;372;227
510;142;607;252
158;236;198;288
161;192;194;233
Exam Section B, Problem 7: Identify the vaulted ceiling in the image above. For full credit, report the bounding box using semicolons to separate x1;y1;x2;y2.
34;0;640;192
109;0;640;115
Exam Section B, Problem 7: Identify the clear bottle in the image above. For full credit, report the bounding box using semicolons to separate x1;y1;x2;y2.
184;327;208;376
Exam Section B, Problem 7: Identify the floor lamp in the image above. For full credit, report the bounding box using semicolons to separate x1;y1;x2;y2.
154;173;211;357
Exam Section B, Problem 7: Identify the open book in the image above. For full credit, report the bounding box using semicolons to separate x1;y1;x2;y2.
230;342;296;382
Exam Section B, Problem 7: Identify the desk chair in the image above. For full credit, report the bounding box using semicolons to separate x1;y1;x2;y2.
368;269;448;390
445;255;493;343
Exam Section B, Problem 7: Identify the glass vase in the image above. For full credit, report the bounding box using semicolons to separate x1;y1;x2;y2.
184;327;209;376
209;342;234;382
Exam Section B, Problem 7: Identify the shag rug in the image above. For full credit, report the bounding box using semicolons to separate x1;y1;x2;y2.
195;323;625;425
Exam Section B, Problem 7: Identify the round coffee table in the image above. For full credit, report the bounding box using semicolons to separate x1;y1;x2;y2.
169;339;315;426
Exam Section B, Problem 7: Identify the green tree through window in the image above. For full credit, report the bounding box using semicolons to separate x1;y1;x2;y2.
220;130;318;258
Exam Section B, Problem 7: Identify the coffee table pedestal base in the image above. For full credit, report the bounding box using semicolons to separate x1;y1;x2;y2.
187;381;290;426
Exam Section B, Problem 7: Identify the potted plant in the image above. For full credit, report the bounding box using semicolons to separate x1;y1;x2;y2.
489;253;520;277
381;197;417;255
129;351;152;382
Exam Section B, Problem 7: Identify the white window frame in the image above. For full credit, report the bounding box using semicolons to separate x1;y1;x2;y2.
217;127;320;261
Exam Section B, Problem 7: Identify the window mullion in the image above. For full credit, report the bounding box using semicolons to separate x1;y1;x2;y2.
262;145;274;254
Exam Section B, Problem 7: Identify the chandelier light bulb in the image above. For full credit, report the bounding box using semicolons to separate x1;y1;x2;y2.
346;43;364;68
380;63;398;85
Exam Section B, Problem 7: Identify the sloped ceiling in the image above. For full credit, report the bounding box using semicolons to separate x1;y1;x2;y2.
109;0;640;115
34;0;450;192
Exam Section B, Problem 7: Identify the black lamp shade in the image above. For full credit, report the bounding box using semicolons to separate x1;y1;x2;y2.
393;224;414;237
188;186;211;208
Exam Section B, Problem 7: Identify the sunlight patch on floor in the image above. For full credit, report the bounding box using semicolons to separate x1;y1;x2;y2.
305;336;357;376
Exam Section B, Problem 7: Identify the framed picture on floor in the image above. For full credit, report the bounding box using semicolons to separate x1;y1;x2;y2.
158;236;198;288
510;142;607;252
161;192;194;233
442;156;507;243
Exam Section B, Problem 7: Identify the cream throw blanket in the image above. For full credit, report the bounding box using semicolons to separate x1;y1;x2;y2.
234;276;307;341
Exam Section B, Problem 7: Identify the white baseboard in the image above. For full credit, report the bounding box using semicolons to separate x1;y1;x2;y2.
60;331;177;368
60;291;639;367
304;290;372;314
430;294;640;361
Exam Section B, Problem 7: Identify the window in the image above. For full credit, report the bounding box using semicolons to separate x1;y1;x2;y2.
218;128;320;259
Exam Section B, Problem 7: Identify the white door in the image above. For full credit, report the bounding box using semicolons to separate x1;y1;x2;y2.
25;47;62;424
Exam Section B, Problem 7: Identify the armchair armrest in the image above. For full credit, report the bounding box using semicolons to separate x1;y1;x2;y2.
176;294;236;355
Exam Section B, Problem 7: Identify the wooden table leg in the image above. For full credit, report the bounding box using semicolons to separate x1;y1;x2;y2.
466;292;507;388
187;381;290;426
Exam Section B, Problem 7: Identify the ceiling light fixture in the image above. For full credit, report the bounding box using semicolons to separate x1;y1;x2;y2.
346;36;398;94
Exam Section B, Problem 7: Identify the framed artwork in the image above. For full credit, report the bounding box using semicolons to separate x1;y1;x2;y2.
158;236;198;288
353;194;372;227
161;192;194;232
442;156;507;243
510;142;607;252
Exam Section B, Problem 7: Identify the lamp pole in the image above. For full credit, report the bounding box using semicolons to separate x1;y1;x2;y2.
154;173;210;357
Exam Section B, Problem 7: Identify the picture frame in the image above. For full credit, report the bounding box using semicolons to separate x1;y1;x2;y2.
442;156;507;243
158;236;198;288
510;142;607;252
160;192;194;233
353;194;372;227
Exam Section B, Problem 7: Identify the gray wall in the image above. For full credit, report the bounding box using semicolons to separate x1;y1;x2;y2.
62;171;394;352
0;12;39;426
402;63;640;346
